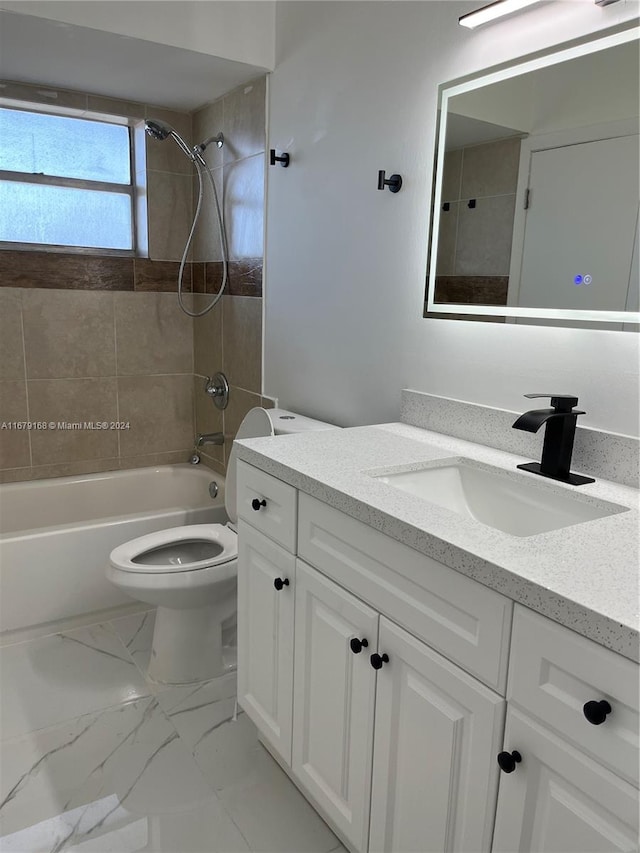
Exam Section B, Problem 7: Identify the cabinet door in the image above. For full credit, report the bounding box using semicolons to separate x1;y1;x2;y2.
369;617;505;853
493;707;639;853
292;560;378;852
237;521;295;764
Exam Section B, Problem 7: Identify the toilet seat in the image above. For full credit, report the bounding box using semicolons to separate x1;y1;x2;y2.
110;524;237;574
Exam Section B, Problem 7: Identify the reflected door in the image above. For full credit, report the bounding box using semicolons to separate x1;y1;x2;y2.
513;133;639;311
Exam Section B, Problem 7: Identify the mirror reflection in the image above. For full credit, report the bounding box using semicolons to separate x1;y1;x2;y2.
426;32;639;326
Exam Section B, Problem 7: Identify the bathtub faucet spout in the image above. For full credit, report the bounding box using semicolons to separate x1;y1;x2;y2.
196;432;224;448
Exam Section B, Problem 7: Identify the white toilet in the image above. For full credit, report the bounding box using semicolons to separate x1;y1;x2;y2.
107;408;336;684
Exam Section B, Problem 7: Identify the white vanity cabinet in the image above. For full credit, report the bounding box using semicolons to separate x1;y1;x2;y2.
236;461;640;853
493;606;640;852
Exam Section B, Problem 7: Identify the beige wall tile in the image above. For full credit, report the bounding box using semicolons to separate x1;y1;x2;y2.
194;375;224;466
223;385;261;462
460;138;521;199
147;172;193;261
144;107;193;175
193;98;224;171
28;458;120;481
0;381;30;469
435;202;459;277
198;452;225;476
455;195;517;276
1;80;86;110
442;149;463;202
115;292;193;375
193;295;223;378
0;289;25;381
193;167;224;262
224;154;264;260
88;95;145;119
118;450;193;469
118;374;194;456
223;77;266;165
222;296;262;393
22;290;115;380
28;378;119;466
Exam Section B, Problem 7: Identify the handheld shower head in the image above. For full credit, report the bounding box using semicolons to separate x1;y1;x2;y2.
145;118;195;161
144;119;171;141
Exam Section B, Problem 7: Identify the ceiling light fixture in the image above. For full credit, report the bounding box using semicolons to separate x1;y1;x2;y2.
459;0;545;29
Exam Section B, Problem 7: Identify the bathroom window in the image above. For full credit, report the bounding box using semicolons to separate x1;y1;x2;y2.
0;107;135;252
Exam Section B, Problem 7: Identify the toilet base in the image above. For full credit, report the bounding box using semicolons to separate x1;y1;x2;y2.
148;603;235;684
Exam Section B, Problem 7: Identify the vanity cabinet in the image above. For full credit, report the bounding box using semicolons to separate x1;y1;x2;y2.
236;461;639;853
237;521;295;763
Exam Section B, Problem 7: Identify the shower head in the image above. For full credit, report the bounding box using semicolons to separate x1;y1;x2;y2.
144;118;195;161
144;119;171;142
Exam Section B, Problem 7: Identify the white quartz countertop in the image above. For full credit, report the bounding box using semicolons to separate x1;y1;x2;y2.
236;423;640;662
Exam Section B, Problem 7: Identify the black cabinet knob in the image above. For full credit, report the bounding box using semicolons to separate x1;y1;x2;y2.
497;750;522;773
252;498;267;511
350;638;369;654
273;577;290;591
370;652;389;670
583;699;612;725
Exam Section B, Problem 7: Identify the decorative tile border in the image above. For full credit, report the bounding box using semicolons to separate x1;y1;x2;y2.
0;250;262;296
401;389;639;488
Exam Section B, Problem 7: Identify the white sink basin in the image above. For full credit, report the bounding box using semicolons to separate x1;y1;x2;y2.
373;458;626;537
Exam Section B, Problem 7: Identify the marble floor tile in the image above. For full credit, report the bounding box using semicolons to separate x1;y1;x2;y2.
0;625;150;741
108;611;156;677
0;696;250;853
217;743;341;853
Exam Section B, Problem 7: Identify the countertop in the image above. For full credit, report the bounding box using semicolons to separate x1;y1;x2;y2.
236;423;640;662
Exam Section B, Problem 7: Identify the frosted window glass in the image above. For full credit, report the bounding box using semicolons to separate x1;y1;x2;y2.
0;109;130;184
0;181;132;249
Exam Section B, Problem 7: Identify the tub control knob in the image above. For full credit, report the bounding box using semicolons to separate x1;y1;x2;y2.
274;578;290;591
583;700;612;725
252;498;267;511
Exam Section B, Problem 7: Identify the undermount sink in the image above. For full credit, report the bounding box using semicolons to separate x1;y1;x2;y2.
372;458;626;537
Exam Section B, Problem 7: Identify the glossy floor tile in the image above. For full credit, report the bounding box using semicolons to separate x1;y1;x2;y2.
0;613;346;853
0;624;150;740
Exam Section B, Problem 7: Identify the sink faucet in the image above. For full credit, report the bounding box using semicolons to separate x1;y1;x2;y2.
195;432;224;448
512;394;594;486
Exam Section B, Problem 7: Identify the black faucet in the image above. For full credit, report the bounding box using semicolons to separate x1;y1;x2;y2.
512;394;594;486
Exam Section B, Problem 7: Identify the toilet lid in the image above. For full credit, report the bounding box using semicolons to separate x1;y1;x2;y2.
109;523;237;573
225;407;274;524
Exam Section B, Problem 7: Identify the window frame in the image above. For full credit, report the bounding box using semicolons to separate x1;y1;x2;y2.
0;105;139;257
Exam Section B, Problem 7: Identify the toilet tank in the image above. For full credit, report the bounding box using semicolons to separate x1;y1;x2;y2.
268;408;339;435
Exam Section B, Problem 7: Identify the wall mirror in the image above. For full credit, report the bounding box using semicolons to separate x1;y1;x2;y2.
424;27;639;328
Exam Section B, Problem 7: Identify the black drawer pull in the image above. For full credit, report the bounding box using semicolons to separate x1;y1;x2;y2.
350;638;369;654
252;498;267;511
370;652;389;670
273;578;290;591
497;750;522;773
583;699;612;725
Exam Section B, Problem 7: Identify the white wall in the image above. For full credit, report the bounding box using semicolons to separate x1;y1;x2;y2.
1;1;276;70
264;1;640;436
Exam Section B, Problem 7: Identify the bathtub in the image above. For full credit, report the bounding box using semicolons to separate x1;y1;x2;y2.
0;465;225;635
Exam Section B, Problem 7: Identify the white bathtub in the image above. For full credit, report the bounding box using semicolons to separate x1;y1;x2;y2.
0;465;226;635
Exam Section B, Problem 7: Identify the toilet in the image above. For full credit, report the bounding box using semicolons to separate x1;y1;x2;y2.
107;408;336;684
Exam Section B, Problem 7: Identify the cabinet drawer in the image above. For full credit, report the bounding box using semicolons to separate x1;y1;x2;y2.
237;461;297;552
298;493;512;693
508;605;639;786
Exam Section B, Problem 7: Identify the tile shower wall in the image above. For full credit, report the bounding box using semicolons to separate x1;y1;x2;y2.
434;137;521;306
191;78;268;474
0;77;268;482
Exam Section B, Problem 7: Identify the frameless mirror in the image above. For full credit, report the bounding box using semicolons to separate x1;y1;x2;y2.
425;28;639;328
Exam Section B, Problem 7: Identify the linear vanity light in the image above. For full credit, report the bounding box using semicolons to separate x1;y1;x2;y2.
459;0;545;29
